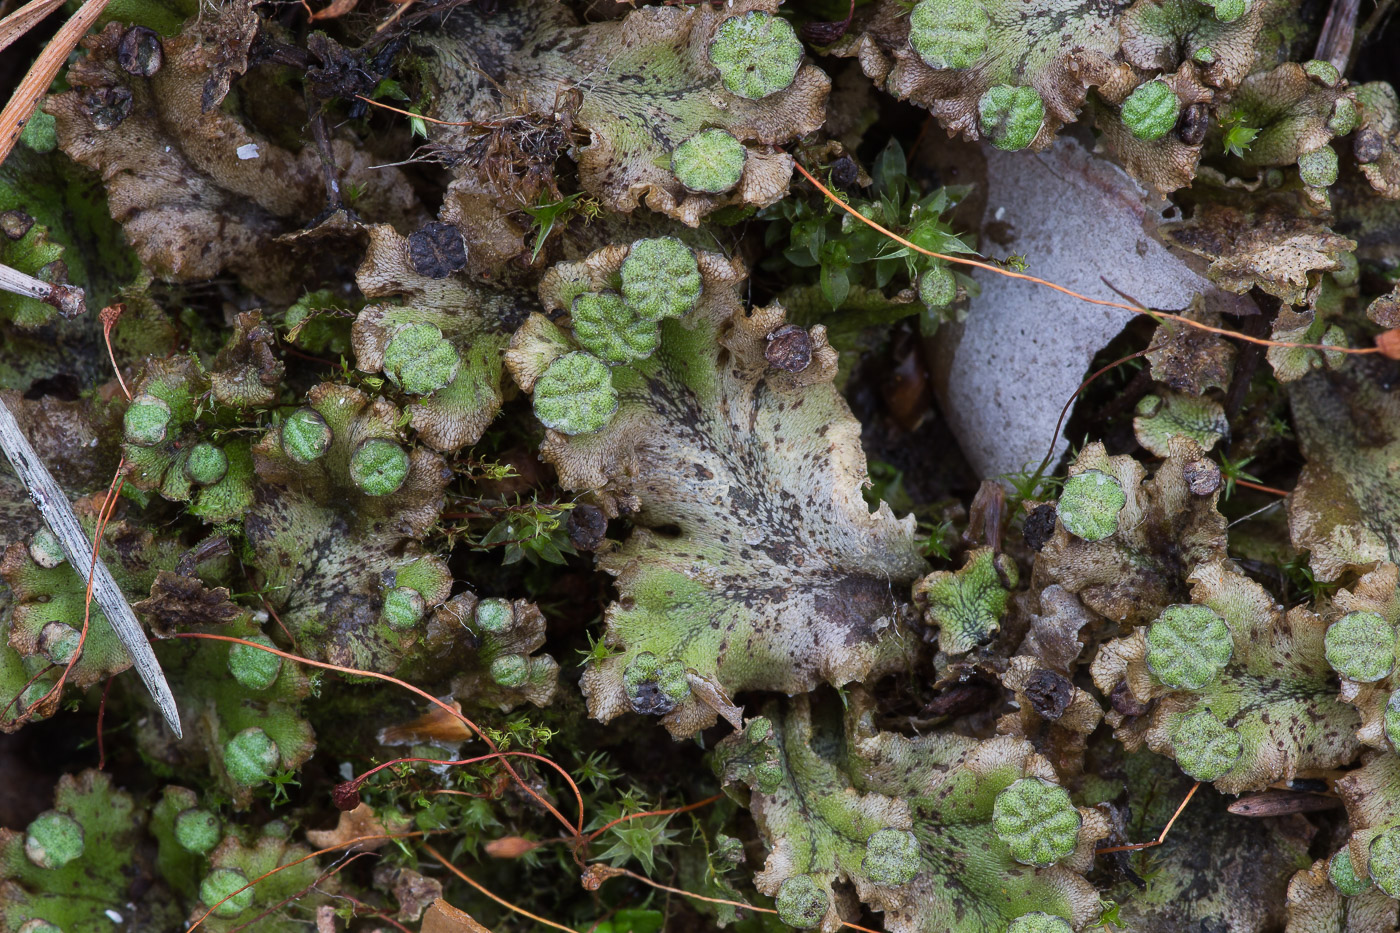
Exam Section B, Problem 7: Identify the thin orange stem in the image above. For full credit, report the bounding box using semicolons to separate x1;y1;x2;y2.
1096;781;1200;854
584;793;723;843
101;305;131;400
1235;478;1290;497
422;843;579;933
789;159;1383;358
353;94;483;127
170;633;584;835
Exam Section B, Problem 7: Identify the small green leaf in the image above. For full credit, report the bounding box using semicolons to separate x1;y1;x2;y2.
348;438;410;496
1370;828;1400;898
862;828;919;885
383;322;461;395
24;812;85;869
1328;846;1371;896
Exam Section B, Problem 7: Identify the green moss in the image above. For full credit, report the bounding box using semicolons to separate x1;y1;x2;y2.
620;238;702;323
862;828;919;885
1325;611;1396;682
28;528;64;570
1386;691;1400;751
1297;145;1338;188
349;438;410;496
775;873;827;929
571;292;660;364
1200;0;1246;22
1146;605;1233;690
184;442;229;486
175;809;221;856
24;812;85;869
281;407;332;463
671;129;747;193
199;867;255;918
992;778;1081;867
383;323;461;396
1304;59;1341;87
1168;708;1242;781
123;395;172;446
977;85;1044;151
1328;846;1370;896
708;12;803;100
1058;469;1126;542
909;0;989;71
533;352;619;435
224;727;279;786
1121;80;1182;141
228;634;282;691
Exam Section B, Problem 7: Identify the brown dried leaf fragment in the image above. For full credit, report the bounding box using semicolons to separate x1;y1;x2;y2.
46;4;420;302
1145;297;1236;395
133;569;241;636
1287;367;1400;581
1160;204;1356;305
1355;82;1400;200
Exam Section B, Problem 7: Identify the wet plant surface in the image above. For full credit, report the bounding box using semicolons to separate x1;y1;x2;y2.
2;0;1400;930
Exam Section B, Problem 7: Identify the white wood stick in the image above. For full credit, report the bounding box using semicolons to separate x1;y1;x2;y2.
0;261;85;318
0;396;182;737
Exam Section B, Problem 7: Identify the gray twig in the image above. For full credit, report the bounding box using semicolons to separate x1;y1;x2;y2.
0;396;182;737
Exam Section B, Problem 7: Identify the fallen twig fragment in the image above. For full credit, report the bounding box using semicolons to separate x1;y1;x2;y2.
0;259;85;317
0;394;182;737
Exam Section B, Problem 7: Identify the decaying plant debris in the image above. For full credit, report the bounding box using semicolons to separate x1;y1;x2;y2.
2;0;1400;930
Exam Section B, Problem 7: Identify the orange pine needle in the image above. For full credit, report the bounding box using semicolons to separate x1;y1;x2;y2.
1096;781;1200;855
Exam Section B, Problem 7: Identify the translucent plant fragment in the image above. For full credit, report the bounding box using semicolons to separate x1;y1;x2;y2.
1092;561;1359;793
510;245;926;736
1159;205;1355;306
47;8;419;303
914;547;1018;655
426;0;828;226
1036;439;1228;626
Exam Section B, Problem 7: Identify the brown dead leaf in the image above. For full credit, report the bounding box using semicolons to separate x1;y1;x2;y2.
421;898;492;933
132;569;242;636
305;802;396;852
